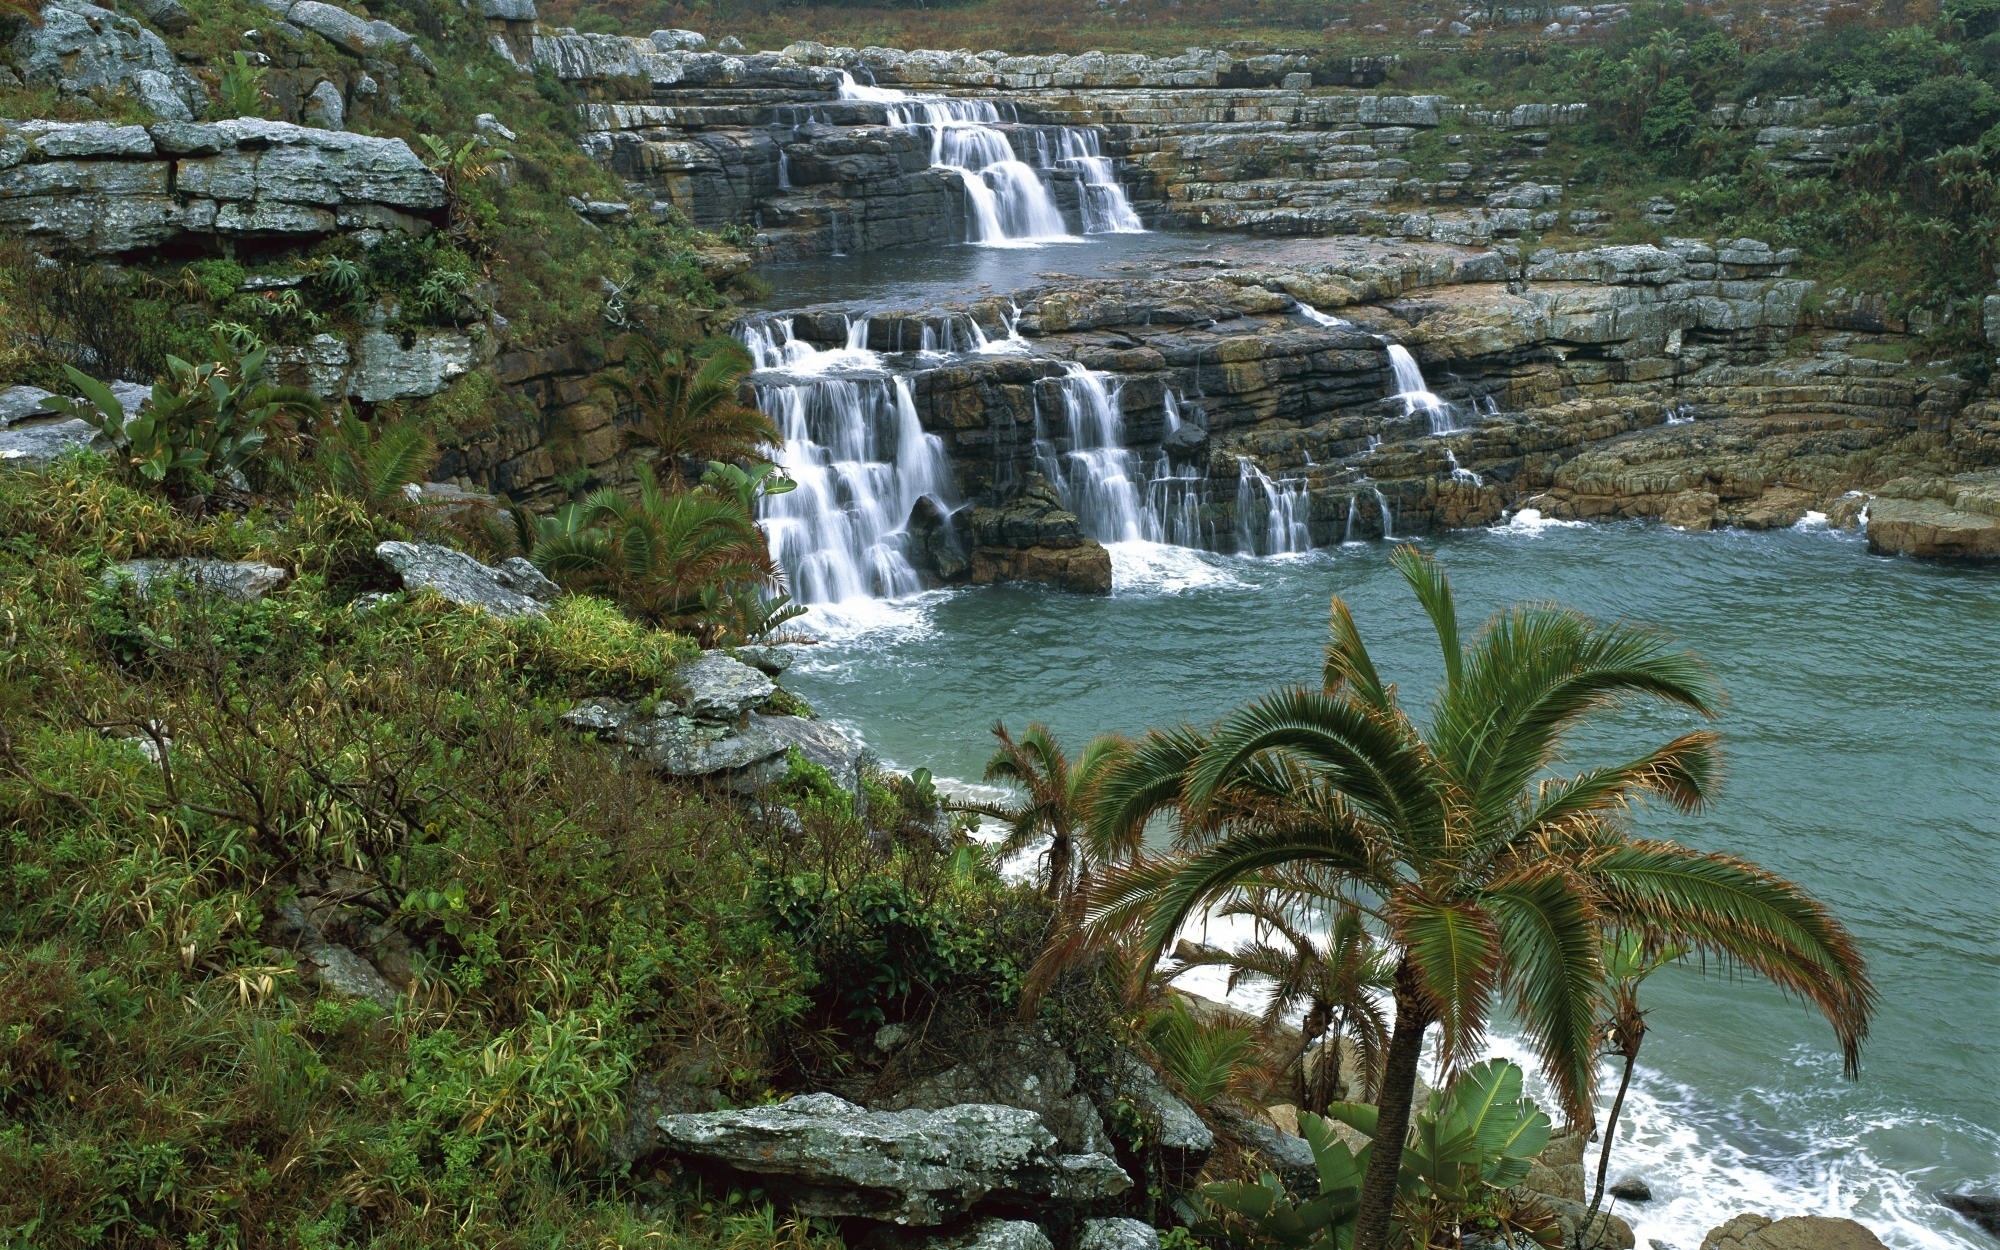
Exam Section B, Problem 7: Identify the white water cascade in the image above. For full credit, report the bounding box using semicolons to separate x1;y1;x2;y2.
1385;342;1458;434
1234;458;1314;556
1147;390;1209;548
1297;301;1348;327
1034;129;1145;234
837;72;1141;246
1044;364;1151;542
741;317;957;604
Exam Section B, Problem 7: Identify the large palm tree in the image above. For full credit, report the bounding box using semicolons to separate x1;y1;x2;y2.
598;335;778;482
529;462;774;638
976;721;1133;900
1171;873;1393;1114
1047;546;1874;1250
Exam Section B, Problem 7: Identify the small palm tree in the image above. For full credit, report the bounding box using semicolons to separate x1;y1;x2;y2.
529;462;774;639
1580;931;1687;1243
1046;546;1874;1250
1172;874;1392;1114
975;721;1133;901
599;335;778;482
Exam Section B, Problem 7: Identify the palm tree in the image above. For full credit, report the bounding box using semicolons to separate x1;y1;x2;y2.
1046;546;1874;1250
529;462;774;639
598;335;778;483
1579;932;1687;1244
1171;873;1392;1114
976;721;1133;900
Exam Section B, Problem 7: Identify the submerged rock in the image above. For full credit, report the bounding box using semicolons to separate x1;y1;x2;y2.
374;541;556;617
652;1093;1131;1224
1938;1193;2000;1238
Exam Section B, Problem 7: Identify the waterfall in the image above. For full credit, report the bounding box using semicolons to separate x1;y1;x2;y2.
1343;493;1360;544
1233;458;1313;556
1385;343;1458;435
1147;389;1208;547
836;72;1141;246
1445;449;1482;485
1035;129;1144;234
1374;487;1397;540
741;318;957;604
1049;364;1149;542
1296;301;1348;327
776;149;791;189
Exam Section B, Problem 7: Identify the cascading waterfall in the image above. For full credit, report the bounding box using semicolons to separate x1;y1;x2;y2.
836;72;1142;246
1296;301;1348;327
1047;364;1150;542
1234;459;1313;556
741;317;956;604
1034;129;1144;234
1374;487;1397;539
1445;449;1482;485
1147;390;1209;548
1385;342;1458;435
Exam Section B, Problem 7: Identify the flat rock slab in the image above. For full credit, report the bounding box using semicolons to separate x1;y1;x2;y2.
1866;497;2000;561
375;542;557;617
105;558;289;602
0;417;97;465
654;1093;1130;1225
1702;1216;1888;1250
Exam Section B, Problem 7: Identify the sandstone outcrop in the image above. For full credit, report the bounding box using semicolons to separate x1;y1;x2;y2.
1701;1215;1889;1250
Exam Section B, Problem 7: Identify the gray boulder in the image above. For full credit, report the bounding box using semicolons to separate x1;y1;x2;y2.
10;0;201;121
562;699;860;788
1078;1219;1162;1250
1218;1111;1318;1197
349;330;479;403
261;0;415;57
652;1093;1131;1224
303;79;345;130
104;558;289;602
480;0;536;18
1610;1177;1652;1202
130;0;189;31
679;650;776;720
930;1221;1056;1250
1099;1050;1213;1177
650;28;706;50
374;541;553;617
730;644;793;676
872;1023;1114;1156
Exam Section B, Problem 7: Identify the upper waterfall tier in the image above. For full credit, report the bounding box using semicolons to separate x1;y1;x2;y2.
834;72;1142;248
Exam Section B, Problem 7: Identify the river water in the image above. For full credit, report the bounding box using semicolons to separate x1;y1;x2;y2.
781;520;2000;1250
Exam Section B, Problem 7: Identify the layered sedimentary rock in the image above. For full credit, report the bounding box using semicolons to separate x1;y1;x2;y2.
0;118;447;255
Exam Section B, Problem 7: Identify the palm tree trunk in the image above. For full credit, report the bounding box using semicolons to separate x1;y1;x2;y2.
1581;1047;1639;1248
1352;968;1430;1250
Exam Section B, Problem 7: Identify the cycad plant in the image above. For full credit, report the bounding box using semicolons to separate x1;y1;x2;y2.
599;335;778;482
529;462;774;640
313;410;439;514
975;721;1134;901
1172;873;1392;1114
1050;546;1874;1250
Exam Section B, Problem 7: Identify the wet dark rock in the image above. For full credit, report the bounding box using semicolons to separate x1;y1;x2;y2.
1938;1193;2000;1238
1610;1177;1653;1202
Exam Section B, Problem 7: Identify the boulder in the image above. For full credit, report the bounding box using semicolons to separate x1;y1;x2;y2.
0;418;97;465
299;938;400;1007
130;0;189;31
650;28;706;50
1609;1177;1652;1202
651;1093;1132;1224
10;0;201;120
563;700;860;788
730;644;793;676
303;79;346;130
1218;1111;1318;1198
104;558;289;602
678;650;776;721
1700;1216;1888;1250
919;1220;1056;1250
480;0;536;18
349;330;480;403
1866;496;2000;561
262;0;416;57
1077;1218;1162;1250
871;1024;1115;1156
1095;1050;1213;1178
374;541;555;617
